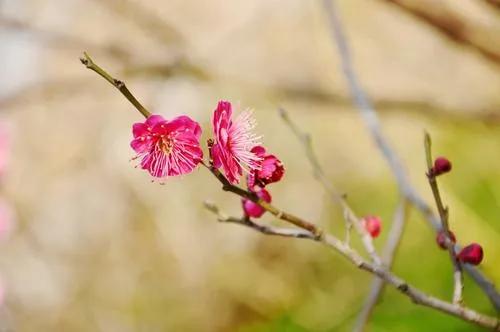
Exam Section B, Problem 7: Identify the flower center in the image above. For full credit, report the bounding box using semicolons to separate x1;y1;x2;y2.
158;135;174;154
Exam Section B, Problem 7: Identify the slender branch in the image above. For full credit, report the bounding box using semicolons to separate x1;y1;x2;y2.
321;0;500;311
204;201;316;239
354;200;410;332
204;202;500;331
279;107;381;265
203;164;323;237
424;133;463;305
79;52;151;118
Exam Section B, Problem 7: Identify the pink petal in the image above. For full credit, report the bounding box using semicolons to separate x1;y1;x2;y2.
132;122;149;138
145;114;166;127
211;144;223;169
130;137;153;153
167;115;202;138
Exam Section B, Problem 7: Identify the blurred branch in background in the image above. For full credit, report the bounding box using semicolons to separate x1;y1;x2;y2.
322;0;500;327
379;0;500;66
0;8;497;122
0;15;132;61
484;0;500;10
89;0;185;49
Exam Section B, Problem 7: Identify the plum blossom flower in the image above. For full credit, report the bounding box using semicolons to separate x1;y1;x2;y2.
211;101;261;184
242;188;272;218
247;145;284;188
131;114;203;179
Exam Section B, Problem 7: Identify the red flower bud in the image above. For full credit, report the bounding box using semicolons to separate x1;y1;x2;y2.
457;243;483;265
242;188;272;218
247;146;285;188
362;216;382;238
436;230;456;250
432;157;452;176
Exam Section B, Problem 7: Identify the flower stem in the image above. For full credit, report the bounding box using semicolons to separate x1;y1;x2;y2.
80;52;151;118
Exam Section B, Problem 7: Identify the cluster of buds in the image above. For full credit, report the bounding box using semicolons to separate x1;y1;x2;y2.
431;156;483;265
437;230;484;265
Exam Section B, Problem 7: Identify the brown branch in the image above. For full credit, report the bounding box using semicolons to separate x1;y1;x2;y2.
203;164;323;237
204;202;500;331
353;200;410;332
279;107;382;265
424;133;463;305
380;0;500;66
79;52;151;118
322;0;500;311
204;201;316;240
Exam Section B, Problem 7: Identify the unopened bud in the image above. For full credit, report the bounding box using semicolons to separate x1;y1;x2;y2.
436;230;456;250
457;243;483;265
362;216;382;238
432;157;452;176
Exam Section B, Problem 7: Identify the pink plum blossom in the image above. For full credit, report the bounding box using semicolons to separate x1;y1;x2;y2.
131;114;203;179
211;101;261;184
242;188;272;218
247;145;284;188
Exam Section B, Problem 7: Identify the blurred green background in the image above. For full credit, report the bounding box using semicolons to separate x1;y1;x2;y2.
0;0;499;331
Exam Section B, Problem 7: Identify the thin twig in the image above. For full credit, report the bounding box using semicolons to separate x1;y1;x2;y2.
204;202;500;331
279;107;381;265
321;0;500;311
353;200;409;332
203;163;323;238
80;52;151;118
204;201;316;239
424;133;463;305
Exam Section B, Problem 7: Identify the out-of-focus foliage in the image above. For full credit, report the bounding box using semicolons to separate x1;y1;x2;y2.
0;0;499;331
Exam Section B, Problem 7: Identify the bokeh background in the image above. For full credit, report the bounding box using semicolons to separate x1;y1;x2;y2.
0;0;499;331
